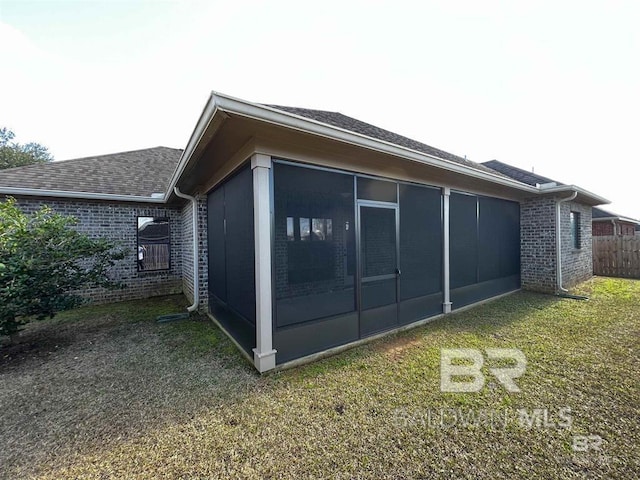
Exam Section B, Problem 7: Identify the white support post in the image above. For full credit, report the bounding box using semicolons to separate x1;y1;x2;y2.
442;187;452;313
251;153;277;372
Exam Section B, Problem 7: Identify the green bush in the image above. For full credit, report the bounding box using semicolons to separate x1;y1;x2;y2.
0;197;125;338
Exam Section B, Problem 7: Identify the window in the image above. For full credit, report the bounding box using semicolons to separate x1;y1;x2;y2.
137;217;170;271
570;211;581;249
286;217;295;241
286;217;333;242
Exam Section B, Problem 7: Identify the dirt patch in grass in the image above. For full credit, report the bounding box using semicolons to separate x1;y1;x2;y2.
1;279;639;479
377;332;424;361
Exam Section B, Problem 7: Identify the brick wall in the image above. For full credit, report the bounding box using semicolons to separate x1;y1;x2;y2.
560;201;592;288
620;223;636;236
521;196;557;292
180;194;208;308
10;196;185;304
520;196;593;293
593;221;614;236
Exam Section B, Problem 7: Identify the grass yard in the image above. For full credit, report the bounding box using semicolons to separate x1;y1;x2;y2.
1;277;639;479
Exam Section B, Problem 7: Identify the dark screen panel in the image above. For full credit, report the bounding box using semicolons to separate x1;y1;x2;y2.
450;193;478;289
479;197;520;282
360;206;396;278
357;177;398;202
399;184;442;300
207;186;226;302
274;163;356;328
223;166;256;324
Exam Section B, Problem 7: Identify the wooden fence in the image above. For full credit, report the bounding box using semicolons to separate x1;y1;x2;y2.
140;244;170;271
592;236;640;278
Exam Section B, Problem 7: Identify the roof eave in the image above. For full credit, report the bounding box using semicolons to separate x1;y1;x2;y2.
207;91;540;195
165;93;228;201
0;187;166;203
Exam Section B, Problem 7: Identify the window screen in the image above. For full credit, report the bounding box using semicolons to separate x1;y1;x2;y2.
206;166;256;325
224;167;256;324
274;163;356;327
357;177;398;202
399;184;442;300
450;193;478;288
478;197;520;281
207;187;226;302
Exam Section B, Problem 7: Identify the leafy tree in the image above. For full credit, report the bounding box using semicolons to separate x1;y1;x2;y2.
0;198;125;340
0;127;53;170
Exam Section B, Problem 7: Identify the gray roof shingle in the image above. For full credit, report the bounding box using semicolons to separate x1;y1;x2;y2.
0;147;182;197
482;159;562;187
265;105;503;176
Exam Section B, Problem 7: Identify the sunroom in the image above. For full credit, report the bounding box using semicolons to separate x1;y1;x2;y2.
173;93;532;372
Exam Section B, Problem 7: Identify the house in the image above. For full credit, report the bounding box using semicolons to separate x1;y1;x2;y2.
483;160;639;237
591;207;638;236
0;92;609;372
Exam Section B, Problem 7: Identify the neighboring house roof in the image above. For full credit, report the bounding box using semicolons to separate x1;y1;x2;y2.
482;159;563;187
266;105;502;177
592;207;639;224
483;160;635;222
0;147;182;199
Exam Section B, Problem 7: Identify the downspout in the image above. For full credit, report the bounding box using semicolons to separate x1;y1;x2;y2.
611;219;616;236
174;187;199;312
556;191;578;293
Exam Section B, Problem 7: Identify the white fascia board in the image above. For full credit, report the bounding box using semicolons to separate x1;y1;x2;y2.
211;92;541;195
538;184;610;205
164;93;222;200
0;187;165;203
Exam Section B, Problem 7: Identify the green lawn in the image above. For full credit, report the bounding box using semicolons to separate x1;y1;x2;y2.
1;278;638;479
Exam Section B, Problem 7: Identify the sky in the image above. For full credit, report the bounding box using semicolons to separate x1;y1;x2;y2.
1;0;639;219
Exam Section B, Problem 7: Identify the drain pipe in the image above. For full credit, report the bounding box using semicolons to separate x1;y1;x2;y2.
556;191;578;293
174;187;199;312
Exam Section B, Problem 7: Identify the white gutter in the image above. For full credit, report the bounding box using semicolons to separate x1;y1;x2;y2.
173;186;199;312
0;186;165;203
538;184;609;205
556;191;578;293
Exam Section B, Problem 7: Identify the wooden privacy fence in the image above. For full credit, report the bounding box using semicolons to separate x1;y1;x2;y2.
141;244;170;271
592;236;640;278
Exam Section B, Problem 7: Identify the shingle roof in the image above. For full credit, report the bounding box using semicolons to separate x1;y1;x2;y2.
592;207;617;219
0;147;182;197
592;206;639;223
482;159;563;187
265;105;503;176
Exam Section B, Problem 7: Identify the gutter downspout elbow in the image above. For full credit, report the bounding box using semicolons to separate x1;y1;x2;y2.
174;187;199;312
556;191;578;294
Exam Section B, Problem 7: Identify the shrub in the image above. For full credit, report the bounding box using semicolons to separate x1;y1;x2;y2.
0;197;125;338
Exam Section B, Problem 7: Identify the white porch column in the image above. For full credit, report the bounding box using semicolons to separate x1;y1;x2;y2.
442;187;452;313
251;153;277;372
